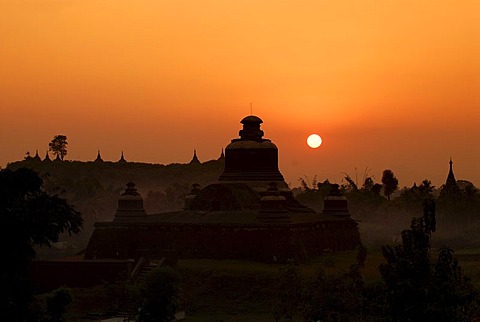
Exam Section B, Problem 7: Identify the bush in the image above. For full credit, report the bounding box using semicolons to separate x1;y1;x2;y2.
44;287;72;322
138;267;181;322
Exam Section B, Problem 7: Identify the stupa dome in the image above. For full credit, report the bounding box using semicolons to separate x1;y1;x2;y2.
322;184;350;218
114;182;146;220
240;115;263;124
219;115;283;182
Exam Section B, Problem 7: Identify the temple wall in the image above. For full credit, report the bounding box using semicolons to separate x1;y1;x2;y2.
85;220;361;263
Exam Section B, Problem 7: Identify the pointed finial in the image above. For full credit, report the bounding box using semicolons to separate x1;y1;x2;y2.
95;149;104;162
31;149;41;161
118;150;127;163
218;148;225;160
189;149;201;164
44;150;51;162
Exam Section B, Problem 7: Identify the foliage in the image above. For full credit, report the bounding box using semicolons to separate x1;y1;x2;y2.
0;168;82;320
379;200;479;321
438;181;480;230
342;173;358;191
48;135;68;160
300;246;367;322
294;178;332;212
379;218;432;320
381;169;399;200
273;263;302;321
430;246;478;321
299;175;318;192
144;183;190;213
423;198;436;235
44;287;72;322
138;267;181;322
362;179;384;198
398;180;436;215
270;195;480;321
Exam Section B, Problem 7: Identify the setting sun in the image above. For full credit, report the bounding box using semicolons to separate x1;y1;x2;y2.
307;134;322;149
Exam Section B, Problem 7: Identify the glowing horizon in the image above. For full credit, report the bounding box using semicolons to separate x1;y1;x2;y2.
1;0;479;187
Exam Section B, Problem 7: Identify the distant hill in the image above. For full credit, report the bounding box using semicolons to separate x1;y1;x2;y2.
7;159;224;195
7;158;224;250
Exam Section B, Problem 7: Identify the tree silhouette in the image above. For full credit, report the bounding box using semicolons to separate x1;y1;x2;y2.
49;135;68;161
419;179;435;198
274;263;302;321
300;246;367;321
0;168;82;319
379;200;478;321
138;267;180;322
381;169;398;200
342;173;358;191
44;287;73;322
423;198;436;236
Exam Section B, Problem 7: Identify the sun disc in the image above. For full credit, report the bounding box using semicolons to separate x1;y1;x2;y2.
307;134;322;148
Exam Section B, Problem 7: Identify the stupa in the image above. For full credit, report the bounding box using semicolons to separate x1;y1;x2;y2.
85;115;361;262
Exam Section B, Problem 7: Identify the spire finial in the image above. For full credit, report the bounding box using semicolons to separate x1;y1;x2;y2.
44;150;51;162
445;157;457;186
189;149;201;164
95;149;104;162
32;149;41;161
217;148;225;160
118;150;127;163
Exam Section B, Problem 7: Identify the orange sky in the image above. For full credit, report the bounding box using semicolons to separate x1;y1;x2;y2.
1;0;479;188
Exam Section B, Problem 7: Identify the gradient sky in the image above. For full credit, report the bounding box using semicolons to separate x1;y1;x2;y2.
1;0;479;188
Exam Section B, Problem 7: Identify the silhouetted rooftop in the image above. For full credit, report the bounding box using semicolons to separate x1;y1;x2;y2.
241;115;263;124
96;210;347;225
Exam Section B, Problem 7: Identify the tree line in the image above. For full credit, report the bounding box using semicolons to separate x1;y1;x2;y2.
296;168;480;247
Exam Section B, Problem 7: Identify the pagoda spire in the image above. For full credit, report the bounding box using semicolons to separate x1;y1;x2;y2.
217;148;225;160
440;157;460;197
446;157;457;186
32;149;41;161
118;151;127;163
95;150;104;163
189;149;201;164
43;150;51;162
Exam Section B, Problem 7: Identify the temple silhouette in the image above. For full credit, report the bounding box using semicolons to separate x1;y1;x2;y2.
84;115;361;262
440;158;461;197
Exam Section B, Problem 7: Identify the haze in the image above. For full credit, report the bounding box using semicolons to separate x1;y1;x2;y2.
1;0;479;187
